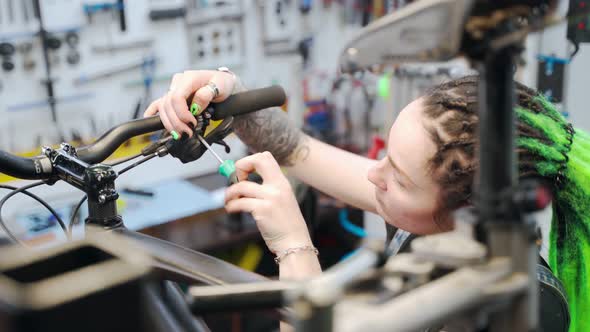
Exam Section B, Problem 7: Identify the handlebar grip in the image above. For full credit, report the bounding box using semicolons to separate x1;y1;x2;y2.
211;86;286;120
0;152;52;180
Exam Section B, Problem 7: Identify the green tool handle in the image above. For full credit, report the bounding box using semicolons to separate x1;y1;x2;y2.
219;160;238;185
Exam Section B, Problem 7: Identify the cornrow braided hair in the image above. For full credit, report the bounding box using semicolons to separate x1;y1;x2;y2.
421;75;587;332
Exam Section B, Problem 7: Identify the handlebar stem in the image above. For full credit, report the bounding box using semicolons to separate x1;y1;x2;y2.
44;144;123;229
85;164;122;229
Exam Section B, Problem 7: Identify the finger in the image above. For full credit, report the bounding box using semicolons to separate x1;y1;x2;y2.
189;85;215;116
170;93;197;127
159;98;174;133
143;98;161;117
207;72;233;102
225;197;262;214
225;181;268;203
169;73;183;92
177;70;217;98
165;95;194;137
234;152;283;182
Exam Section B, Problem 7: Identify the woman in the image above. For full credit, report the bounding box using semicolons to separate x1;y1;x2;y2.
145;71;589;331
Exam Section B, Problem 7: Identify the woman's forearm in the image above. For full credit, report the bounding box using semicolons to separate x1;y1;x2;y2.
233;109;378;212
233;107;310;166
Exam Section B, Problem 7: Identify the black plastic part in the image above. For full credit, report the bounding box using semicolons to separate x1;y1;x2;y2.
142;283;185;332
190;284;286;313
65;32;80;47
0;152;49;179
537;60;565;102
469;0;556;16
0;245;149;332
77;116;164;164
167;117;234;164
211;86;286;120
163;282;211;332
567;0;590;44
118;0;126;31
1;60;14;72
0;42;15;56
66;50;81;65
538;264;570;332
45;36;62;50
477;46;518;223
84;164;122;229
149;7;187;21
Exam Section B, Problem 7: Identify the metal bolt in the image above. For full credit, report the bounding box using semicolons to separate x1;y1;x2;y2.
41;146;52;156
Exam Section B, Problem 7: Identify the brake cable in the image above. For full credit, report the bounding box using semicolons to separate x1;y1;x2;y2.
68;195;88;237
0;181;70;246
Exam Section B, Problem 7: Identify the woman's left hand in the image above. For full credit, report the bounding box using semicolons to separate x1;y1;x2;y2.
224;152;312;254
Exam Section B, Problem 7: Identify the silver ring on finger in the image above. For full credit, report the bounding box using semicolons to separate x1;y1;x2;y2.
205;81;220;99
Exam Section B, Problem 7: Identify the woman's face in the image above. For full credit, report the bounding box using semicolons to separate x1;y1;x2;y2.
367;98;449;234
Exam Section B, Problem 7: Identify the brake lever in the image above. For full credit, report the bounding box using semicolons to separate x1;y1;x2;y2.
203;116;235;153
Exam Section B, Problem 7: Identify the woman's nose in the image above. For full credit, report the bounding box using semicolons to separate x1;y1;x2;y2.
368;159;387;191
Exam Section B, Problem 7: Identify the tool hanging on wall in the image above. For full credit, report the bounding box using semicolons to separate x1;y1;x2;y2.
299;0;312;14
18;42;35;71
32;0;59;122
149;7;187;21
74;56;157;86
567;0;590;58
537;54;570;115
0;42;16;72
65;31;81;66
46;34;62;66
117;0;126;31
6;92;95;112
91;39;154;54
83;1;127;32
131;57;156;119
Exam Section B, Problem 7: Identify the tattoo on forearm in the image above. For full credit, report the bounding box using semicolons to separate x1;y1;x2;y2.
233;107;310;166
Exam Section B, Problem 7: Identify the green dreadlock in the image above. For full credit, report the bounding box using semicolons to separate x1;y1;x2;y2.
521;97;590;332
421;76;590;332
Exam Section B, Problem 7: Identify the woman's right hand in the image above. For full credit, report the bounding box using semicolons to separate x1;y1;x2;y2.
143;69;237;138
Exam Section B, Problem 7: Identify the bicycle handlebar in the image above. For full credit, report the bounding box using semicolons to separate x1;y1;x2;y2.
0;86;286;179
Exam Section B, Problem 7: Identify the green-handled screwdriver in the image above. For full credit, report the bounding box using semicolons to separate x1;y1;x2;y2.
196;135;239;184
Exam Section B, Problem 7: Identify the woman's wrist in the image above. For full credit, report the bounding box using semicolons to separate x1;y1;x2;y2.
274;231;321;280
278;246;322;280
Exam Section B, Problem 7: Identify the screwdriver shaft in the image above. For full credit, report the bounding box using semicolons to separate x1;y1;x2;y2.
197;135;224;164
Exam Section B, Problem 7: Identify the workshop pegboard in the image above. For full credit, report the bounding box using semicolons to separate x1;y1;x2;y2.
0;0;359;201
0;0;322;154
